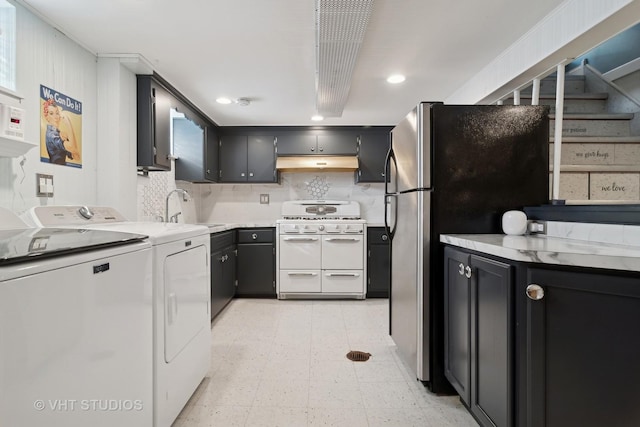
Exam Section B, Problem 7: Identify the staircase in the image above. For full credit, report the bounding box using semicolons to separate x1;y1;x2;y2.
507;70;640;203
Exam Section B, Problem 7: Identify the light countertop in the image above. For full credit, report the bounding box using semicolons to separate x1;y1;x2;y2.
440;233;640;272
195;222;277;233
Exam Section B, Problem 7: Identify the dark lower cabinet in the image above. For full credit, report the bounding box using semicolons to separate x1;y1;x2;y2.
236;228;276;297
524;267;640;427
210;231;236;320
444;247;471;404
366;227;390;297
444;246;513;427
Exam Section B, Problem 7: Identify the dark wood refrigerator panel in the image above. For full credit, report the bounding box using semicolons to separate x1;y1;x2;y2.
430;104;550;236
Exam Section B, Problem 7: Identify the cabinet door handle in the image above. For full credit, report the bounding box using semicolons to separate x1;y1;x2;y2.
458;263;465;275
318;146;324;152
249;172;254;177
526;284;545;300
381;234;388;241
240;172;246;177
252;233;258;240
465;266;472;279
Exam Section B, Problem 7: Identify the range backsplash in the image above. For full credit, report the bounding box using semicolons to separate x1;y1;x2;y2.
182;172;386;224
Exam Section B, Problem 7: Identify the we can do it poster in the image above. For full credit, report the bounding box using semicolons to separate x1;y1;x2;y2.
39;85;82;168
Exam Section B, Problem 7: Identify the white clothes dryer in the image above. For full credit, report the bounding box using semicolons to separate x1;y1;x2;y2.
24;206;211;427
0;207;153;427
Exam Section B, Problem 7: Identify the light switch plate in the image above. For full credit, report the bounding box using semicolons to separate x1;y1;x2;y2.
36;173;54;197
260;194;269;204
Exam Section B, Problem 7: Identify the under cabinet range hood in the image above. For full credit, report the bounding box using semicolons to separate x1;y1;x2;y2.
275;155;359;171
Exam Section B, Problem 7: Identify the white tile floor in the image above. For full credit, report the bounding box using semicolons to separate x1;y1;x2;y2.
172;298;478;427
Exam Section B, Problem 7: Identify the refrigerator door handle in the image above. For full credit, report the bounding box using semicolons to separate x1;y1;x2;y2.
384;193;398;240
384;149;398;195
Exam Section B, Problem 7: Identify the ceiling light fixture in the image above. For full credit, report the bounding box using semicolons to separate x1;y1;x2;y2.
387;74;406;84
216;97;232;104
311;115;324;121
236;98;251;107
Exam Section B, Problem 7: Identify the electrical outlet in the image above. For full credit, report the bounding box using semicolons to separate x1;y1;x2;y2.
260;194;269;204
36;173;54;197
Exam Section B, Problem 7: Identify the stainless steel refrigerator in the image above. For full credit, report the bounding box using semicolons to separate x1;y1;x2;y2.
384;102;549;392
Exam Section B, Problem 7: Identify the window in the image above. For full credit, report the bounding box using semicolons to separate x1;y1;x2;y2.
0;0;16;91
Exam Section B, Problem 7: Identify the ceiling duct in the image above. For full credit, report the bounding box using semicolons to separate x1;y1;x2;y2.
315;0;375;118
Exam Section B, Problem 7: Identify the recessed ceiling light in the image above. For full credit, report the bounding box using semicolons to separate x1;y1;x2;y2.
216;97;232;104
311;115;324;121
387;74;406;84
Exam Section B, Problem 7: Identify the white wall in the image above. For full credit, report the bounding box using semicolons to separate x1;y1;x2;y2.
447;0;640;105
0;1;98;214
3;1;640;219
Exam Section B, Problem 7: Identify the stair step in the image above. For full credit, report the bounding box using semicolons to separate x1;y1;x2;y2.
550;113;635;120
550;136;640;143
506;96;607;113
522;75;586;95
550;118;632;137
509;93;609;101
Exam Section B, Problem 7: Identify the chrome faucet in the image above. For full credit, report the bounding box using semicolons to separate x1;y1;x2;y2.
165;188;190;222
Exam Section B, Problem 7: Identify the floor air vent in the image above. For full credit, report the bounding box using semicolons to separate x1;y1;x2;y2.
346;350;371;362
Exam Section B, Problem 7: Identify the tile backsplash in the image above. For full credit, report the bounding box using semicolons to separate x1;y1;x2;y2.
181;172;386;224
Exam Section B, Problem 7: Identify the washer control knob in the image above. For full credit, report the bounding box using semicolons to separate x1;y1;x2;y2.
78;206;94;220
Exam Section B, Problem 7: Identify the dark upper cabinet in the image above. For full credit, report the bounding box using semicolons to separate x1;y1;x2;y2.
275;130;358;155
137;75;172;172
356;130;391;183
219;134;277;183
204;126;219;182
174;117;219;183
138;73;220;180
317;132;358;155
275;133;317;155
524;267;640;427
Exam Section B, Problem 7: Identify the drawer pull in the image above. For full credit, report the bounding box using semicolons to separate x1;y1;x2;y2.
458;263;464;275
287;272;318;276
283;237;319;242
324;238;360;242
325;273;360;277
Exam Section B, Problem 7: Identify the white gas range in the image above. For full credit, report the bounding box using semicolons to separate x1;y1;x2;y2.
276;200;366;299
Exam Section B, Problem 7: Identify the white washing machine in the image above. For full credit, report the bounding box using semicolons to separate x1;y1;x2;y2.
24;206;211;427
0;207;153;427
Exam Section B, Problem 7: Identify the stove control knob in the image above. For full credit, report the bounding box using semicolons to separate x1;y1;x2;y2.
318;225;325;231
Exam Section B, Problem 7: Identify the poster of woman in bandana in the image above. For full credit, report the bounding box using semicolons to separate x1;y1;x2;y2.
40;85;82;168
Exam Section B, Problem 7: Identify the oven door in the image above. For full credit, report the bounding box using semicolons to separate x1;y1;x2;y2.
279;235;321;269
321;235;364;269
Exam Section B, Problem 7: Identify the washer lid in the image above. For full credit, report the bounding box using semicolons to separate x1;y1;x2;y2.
0;227;147;266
